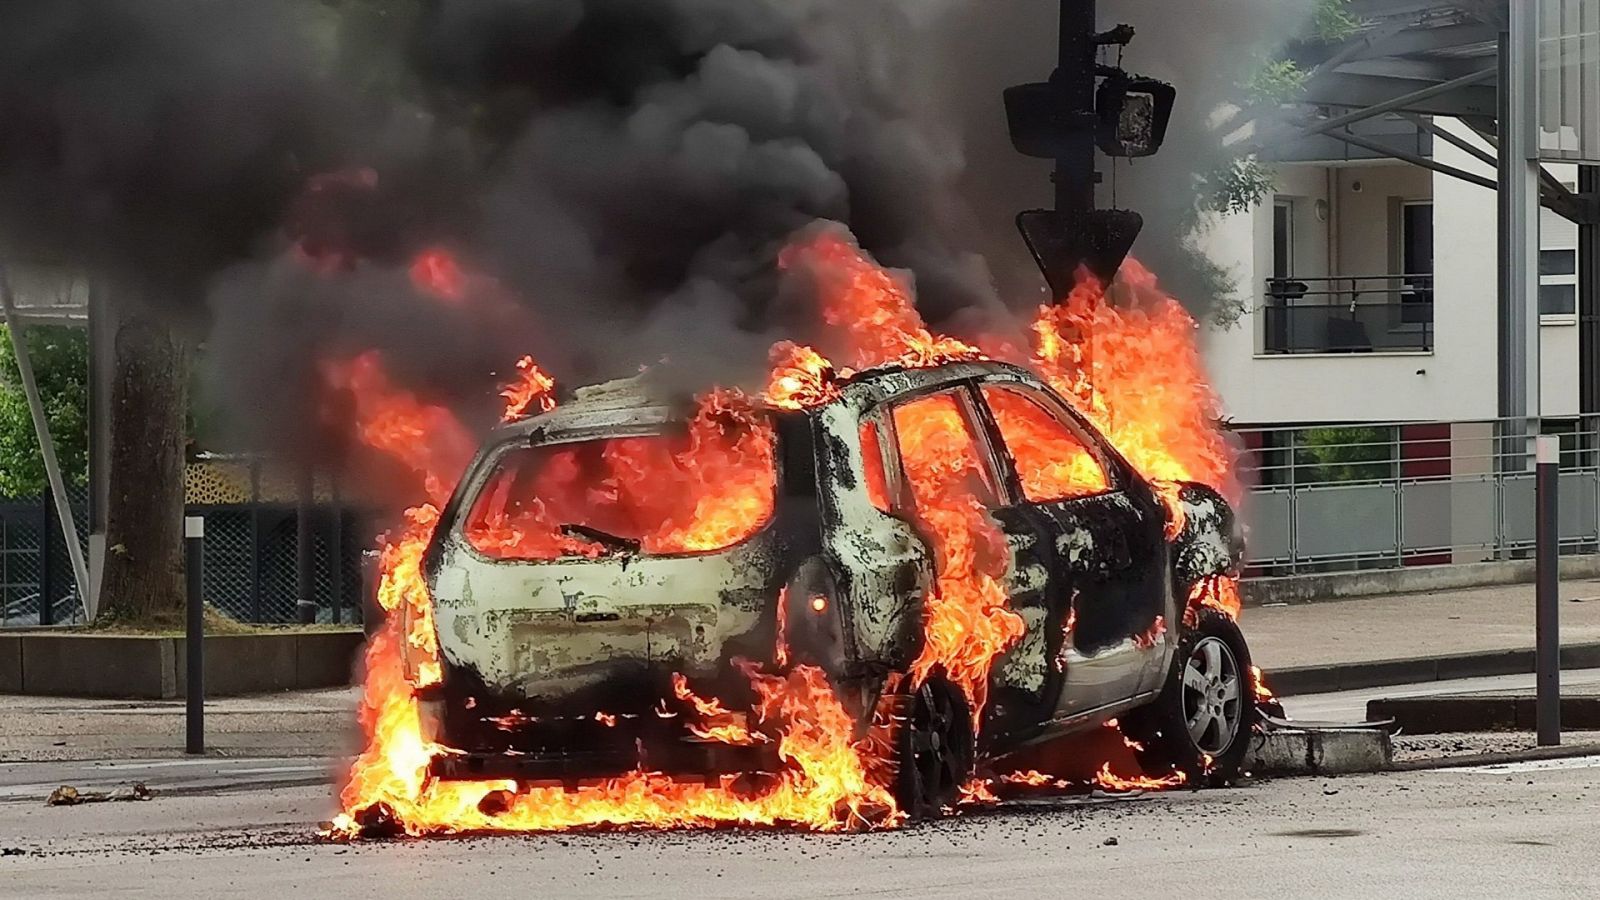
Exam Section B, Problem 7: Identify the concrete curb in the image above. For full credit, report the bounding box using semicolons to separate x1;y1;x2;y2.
1387;741;1600;772
1367;695;1600;733
0;631;365;699
1242;554;1600;607
1269;642;1600;696
1247;728;1393;777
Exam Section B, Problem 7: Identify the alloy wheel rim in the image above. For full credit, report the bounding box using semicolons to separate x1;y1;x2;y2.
1181;636;1242;755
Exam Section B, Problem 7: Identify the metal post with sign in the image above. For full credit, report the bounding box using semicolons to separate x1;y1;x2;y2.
1536;0;1600;744
1535;435;1561;745
185;515;206;755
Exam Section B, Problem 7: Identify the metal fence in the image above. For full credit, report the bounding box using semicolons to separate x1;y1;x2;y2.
1237;417;1600;575
10;418;1598;612
0;485;87;626
1262;274;1434;354
0;487;371;627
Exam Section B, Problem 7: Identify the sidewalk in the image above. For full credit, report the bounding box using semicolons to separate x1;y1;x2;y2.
6;578;1600;762
0;688;360;763
1245;577;1600;669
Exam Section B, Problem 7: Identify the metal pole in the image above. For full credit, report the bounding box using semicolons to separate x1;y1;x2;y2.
1581;165;1600;449
330;475;343;626
185;515;205;755
1535;435;1561;746
249;462;263;622
1054;0;1097;215
295;462;316;625
0;265;93;620
38;488;52;627
1498;9;1543;469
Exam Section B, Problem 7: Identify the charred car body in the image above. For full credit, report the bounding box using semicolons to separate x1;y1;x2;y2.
415;360;1249;813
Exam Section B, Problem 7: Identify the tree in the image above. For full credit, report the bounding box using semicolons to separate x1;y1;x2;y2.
96;299;191;626
0;324;88;498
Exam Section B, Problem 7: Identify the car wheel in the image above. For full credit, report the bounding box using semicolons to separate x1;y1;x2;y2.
894;675;974;820
1123;609;1254;787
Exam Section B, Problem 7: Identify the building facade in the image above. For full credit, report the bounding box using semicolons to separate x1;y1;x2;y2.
1196;118;1594;573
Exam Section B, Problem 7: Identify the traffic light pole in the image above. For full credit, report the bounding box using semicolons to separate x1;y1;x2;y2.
1054;0;1098;216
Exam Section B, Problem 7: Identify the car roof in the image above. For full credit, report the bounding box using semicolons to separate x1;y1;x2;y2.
493;359;1049;441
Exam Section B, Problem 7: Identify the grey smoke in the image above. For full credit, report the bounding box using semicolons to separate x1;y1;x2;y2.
918;0;1320;314
0;0;1314;458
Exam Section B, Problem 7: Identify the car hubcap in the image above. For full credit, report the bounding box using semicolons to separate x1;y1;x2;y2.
1182;636;1242;755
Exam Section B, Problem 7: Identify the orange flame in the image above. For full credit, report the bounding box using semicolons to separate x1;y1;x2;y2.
409;248;466;303
1251;665;1275;703
1092;762;1188;792
1018;262;1236;500
330;229;1243;836
498;355;557;422
1188;575;1243;623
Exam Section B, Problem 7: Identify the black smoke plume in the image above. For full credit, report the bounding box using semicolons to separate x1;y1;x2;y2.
0;0;1310;456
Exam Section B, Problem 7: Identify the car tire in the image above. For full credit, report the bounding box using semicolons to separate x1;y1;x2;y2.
893;675;974;820
1123;609;1254;787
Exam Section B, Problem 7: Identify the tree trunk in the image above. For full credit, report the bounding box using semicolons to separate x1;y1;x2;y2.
98;304;189;625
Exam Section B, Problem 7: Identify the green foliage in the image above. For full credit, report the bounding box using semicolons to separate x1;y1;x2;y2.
1295;426;1395;483
1313;0;1362;42
1201;156;1277;217
315;0;427;98
0;325;89;497
1243;58;1309;106
1190;250;1246;329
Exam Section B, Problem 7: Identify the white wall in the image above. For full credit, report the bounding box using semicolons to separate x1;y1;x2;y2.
1431;123;1582;419
1201;158;1492;425
1200;122;1586;427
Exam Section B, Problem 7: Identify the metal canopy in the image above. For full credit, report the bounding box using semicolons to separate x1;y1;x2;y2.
1249;1;1597;226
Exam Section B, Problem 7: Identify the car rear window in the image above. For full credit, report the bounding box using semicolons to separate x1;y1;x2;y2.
463;420;777;559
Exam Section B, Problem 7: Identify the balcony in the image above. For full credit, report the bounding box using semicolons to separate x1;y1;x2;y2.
1262;274;1434;355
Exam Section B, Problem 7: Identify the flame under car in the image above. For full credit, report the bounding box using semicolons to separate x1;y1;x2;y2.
416;361;1250;814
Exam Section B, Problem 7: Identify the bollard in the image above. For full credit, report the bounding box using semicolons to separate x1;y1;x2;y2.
185;515;206;755
1534;435;1561;746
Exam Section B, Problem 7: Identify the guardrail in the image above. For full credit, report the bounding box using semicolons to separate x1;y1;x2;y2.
1262;274;1434;354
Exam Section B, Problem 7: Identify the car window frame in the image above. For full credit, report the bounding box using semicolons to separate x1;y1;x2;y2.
858;407;909;513
974;379;1121;503
873;382;1011;516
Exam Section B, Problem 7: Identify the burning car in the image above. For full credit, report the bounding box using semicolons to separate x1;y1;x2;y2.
411;357;1250;817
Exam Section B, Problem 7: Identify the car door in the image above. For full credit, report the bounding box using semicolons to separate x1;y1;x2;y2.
872;384;1055;738
974;380;1167;722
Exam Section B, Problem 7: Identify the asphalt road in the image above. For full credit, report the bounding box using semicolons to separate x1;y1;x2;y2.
1;756;1595;900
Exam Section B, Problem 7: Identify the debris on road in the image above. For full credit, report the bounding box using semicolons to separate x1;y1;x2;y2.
45;783;154;806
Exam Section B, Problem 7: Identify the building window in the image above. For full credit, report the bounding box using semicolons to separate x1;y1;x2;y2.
1272;199;1295;280
1400;201;1434;323
1541;247;1578;318
1541;249;1577;276
1541;284;1577;316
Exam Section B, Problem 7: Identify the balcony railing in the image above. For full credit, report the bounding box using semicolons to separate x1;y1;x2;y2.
1262;274;1434;354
